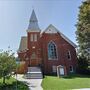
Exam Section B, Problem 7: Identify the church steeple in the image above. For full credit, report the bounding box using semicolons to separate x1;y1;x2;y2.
29;9;38;22
27;9;41;32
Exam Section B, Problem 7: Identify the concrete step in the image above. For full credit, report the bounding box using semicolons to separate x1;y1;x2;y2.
28;67;41;72
25;72;43;79
25;67;43;79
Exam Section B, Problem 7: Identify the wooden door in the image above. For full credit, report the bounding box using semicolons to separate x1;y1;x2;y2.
30;58;40;66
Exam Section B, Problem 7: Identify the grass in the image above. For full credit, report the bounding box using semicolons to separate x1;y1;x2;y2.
0;77;29;90
42;74;90;90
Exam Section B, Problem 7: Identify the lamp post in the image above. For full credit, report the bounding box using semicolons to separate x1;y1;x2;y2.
16;58;20;90
16;71;17;90
26;57;29;73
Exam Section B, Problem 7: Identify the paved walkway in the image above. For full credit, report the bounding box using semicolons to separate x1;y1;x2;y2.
13;74;90;90
14;74;43;90
73;88;90;90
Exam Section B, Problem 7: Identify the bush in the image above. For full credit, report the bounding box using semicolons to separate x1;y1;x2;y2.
0;81;29;90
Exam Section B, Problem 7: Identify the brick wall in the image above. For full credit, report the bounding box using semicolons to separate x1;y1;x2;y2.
18;32;77;74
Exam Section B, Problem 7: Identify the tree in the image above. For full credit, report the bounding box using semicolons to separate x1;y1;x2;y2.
78;56;88;69
0;50;16;84
77;54;90;74
76;0;90;65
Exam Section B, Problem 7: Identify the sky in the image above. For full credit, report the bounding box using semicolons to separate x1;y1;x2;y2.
0;0;83;55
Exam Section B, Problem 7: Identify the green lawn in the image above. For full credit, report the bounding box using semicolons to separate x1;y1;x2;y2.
42;74;90;90
0;77;29;90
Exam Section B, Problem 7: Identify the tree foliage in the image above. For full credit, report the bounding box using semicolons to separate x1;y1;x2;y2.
78;55;88;69
77;55;90;74
0;50;16;84
76;0;90;63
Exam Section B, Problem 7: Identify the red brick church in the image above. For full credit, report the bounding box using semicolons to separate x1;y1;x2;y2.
18;10;77;75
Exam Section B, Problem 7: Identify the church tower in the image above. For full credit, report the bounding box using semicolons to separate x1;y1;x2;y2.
27;9;41;49
27;10;41;66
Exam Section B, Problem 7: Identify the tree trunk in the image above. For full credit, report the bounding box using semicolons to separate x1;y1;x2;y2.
3;76;5;84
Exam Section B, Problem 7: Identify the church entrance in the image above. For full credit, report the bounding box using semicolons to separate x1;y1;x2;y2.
30;59;38;66
29;52;39;66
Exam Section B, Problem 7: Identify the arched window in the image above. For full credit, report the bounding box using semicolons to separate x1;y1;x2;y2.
69;66;73;72
48;42;57;60
67;50;71;60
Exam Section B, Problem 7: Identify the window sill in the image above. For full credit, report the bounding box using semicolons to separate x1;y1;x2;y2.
48;58;58;60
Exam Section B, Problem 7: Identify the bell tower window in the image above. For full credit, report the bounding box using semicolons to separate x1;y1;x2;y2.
30;34;37;42
30;34;33;41
34;34;37;41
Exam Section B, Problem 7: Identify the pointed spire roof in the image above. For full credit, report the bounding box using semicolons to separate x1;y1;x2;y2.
27;9;41;32
30;9;38;22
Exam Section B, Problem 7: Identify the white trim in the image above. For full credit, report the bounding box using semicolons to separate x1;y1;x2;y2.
48;58;58;60
45;26;58;33
26;29;41;32
43;24;59;34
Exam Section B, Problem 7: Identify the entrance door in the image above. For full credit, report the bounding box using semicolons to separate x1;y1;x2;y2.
59;67;64;75
30;52;38;66
30;59;38;66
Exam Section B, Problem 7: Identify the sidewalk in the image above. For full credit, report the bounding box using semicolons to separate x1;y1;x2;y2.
14;74;43;90
73;88;90;90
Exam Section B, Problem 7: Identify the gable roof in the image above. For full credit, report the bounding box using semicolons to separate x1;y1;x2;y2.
44;24;58;33
18;36;27;52
43;24;77;48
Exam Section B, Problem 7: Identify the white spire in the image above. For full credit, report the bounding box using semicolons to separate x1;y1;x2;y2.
27;9;41;32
